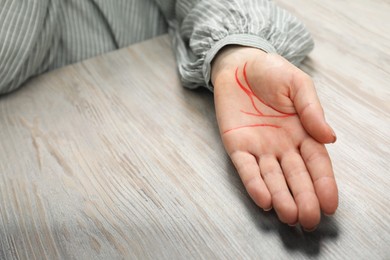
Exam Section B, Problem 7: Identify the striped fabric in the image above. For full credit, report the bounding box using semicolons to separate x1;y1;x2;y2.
0;0;314;94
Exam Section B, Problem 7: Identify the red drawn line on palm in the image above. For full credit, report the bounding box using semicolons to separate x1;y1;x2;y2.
223;63;295;134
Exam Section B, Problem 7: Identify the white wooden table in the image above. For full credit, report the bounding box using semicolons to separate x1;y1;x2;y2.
1;1;389;259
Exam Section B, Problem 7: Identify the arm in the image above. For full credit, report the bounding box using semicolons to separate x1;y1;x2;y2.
153;0;314;90
0;0;60;94
154;0;338;231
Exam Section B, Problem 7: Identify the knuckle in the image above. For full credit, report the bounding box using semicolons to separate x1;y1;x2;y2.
305;148;328;164
262;168;283;179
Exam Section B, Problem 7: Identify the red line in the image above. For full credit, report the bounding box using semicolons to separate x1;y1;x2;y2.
240;110;292;118
235;67;251;96
243;63;269;107
223;124;281;134
235;68;263;116
240;110;261;116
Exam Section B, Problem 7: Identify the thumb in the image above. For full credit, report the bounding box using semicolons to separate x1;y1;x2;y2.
291;73;336;144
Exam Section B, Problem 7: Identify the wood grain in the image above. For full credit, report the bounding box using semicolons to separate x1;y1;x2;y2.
1;0;389;259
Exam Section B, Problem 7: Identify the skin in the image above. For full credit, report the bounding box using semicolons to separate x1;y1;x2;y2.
211;46;338;231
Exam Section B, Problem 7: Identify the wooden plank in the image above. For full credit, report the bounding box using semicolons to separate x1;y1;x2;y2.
0;0;389;259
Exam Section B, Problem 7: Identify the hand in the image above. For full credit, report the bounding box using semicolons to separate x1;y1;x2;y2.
211;46;338;231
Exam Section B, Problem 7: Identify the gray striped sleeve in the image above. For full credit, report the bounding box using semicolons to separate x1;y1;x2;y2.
0;0;167;95
0;0;61;94
155;0;315;91
0;0;314;94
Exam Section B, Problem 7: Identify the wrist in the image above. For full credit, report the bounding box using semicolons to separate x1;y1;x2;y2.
211;46;267;87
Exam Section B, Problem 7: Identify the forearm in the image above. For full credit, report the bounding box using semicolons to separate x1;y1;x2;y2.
0;0;60;94
154;0;314;90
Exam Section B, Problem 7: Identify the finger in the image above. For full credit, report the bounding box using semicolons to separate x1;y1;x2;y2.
231;151;272;210
300;138;338;215
291;73;336;144
259;155;298;225
280;151;321;230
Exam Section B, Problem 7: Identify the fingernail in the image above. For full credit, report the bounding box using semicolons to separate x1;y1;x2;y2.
330;127;337;143
263;207;272;212
288;222;298;227
303;226;318;232
324;212;335;217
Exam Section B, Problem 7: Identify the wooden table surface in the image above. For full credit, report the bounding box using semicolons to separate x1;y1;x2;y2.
1;1;389;259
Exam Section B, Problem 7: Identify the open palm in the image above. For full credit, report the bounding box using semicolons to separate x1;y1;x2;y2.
212;48;338;230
